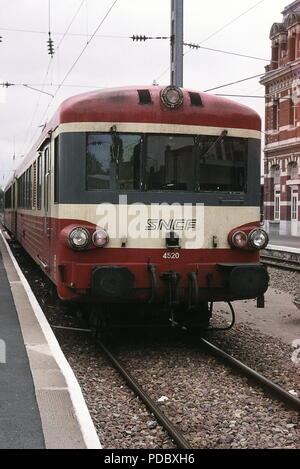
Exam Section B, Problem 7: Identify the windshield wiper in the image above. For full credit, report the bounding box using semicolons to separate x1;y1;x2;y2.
199;129;228;160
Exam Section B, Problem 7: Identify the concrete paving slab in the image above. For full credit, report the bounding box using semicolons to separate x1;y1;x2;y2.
0;231;101;449
215;288;300;345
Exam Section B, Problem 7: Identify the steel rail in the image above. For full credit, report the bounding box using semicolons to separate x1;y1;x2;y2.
200;337;300;411
260;255;300;272
97;340;193;450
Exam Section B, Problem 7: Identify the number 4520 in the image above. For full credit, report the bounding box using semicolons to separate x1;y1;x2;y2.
162;252;180;259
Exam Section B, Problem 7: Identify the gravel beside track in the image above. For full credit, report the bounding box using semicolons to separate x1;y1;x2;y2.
7;243;300;449
267;266;299;298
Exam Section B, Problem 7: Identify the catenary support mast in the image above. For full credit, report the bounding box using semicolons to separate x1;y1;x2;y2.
170;0;183;87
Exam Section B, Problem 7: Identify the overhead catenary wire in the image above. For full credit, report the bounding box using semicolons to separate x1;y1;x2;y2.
204;73;264;92
184;43;271;63
21;0;86;157
194;0;266;46
155;0;267;82
0;82;267;99
0;27;271;64
32;0;119;136
21;0;94;158
1;82;104;89
0;26;129;39
215;94;265;98
51;0;119;98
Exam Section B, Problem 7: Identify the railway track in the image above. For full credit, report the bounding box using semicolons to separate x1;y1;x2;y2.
3;233;299;448
97;339;192;449
260;248;300;272
95;333;300;450
261;255;300;271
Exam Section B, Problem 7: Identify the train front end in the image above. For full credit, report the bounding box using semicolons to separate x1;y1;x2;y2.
53;85;269;325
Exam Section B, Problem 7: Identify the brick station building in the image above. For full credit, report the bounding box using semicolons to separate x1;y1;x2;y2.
260;0;300;237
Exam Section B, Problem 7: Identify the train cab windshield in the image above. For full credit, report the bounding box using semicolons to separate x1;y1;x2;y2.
86;132;255;193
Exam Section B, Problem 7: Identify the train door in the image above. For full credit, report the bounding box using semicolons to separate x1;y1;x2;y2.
291;189;298;236
43;145;52;270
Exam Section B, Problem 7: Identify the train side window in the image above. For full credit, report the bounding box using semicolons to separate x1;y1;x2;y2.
20;174;25;208
21;174;25;208
33;161;37;209
18;177;22;208
54;136;59;203
29;167;32;208
37;154;42;209
44;147;50;210
4;187;11;208
27;167;32;209
12;183;15;209
25;169;29;208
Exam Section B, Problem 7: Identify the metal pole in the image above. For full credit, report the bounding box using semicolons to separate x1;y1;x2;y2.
170;0;183;87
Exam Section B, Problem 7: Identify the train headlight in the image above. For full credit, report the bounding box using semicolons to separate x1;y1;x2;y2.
68;227;91;250
92;229;109;248
161;85;183;109
248;229;269;250
231;231;248;249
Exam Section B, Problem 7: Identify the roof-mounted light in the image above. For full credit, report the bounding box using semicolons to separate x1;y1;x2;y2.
161;85;183;109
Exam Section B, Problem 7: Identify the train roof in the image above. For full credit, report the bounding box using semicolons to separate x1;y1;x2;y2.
56;85;261;130
10;85;261;184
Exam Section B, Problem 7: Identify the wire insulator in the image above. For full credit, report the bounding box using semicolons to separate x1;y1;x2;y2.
131;35;147;42
47;32;55;57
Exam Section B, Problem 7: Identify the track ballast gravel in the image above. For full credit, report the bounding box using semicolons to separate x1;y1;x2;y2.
8;244;300;449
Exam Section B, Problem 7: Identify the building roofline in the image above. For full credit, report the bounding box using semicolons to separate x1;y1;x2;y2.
282;0;300;16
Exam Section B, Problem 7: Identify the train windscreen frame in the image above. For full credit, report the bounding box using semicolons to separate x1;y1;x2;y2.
86;132;254;193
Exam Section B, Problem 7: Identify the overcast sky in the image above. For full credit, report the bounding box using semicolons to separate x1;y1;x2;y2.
0;0;289;188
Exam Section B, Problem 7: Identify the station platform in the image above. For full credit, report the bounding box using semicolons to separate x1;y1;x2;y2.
0;230;101;449
267;233;300;253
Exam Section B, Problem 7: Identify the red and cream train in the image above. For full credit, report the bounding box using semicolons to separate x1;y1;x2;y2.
4;85;269;326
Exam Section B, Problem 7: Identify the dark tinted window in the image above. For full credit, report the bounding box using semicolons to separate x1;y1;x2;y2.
197;136;248;192
145;135;195;191
86;132;252;193
86;133;141;190
37;154;42;209
54;137;59;203
5;187;11;208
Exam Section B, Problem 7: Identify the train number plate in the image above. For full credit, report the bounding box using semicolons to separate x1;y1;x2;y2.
162;252;180;259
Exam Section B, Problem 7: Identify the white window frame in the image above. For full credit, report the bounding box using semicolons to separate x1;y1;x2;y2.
274;191;280;220
291;192;298;220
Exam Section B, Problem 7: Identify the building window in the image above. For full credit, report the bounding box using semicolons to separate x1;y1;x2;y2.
291;192;297;220
272;100;279;130
274;191;280;220
288;161;298;179
289;34;296;61
271;164;280;184
271;42;279;68
289;98;295;126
